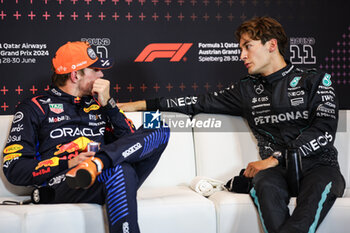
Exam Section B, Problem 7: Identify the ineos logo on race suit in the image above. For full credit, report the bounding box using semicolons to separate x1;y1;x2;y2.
288;90;305;97
166;96;198;108
50;127;105;139
299;132;333;156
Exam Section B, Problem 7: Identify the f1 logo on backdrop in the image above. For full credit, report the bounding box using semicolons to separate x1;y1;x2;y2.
135;43;193;62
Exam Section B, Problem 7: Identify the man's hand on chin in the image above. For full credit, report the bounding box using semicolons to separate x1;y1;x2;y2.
92;79;110;107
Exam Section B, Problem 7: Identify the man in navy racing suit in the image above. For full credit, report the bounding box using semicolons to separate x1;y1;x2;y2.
3;41;170;233
118;17;345;233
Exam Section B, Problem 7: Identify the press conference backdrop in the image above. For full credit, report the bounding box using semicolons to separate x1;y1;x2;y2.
0;0;349;114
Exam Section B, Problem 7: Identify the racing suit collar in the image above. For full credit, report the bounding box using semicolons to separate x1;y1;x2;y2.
49;86;93;105
261;61;294;84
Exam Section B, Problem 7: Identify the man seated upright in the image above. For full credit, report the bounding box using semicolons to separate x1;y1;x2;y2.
3;41;170;233
118;17;345;233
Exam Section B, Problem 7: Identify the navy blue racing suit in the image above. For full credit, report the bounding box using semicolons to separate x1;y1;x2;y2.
145;63;345;233
3;86;170;233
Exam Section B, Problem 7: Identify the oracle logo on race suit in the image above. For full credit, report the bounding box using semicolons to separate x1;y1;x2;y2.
50;127;105;139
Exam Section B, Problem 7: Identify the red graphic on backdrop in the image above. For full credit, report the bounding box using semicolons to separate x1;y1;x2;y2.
57;11;64;20
28;11;36;20
1;102;9;111
112;12;119;21
204;82;211;91
166;83;173;92
152;12;159;21
113;84;121;93
139;12;146;21
125;12;133;21
0;11;7;20
179;83;186;91
153;83;160;92
43;11;51;20
135;43;193;62
71;12;78;20
178;12;185;21
85;12;92;20
126;84;135;92
15;86;23;95
1;86;8;95
13;11;21;20
30;85;38;94
140;83;147;92
98;12;106;20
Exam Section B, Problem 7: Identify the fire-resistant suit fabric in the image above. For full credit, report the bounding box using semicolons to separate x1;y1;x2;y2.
145;63;345;232
3;86;170;233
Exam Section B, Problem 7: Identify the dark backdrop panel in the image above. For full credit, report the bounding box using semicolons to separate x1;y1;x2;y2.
0;0;349;114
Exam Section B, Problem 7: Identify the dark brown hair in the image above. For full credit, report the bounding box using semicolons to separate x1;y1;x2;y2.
51;65;85;87
235;16;288;57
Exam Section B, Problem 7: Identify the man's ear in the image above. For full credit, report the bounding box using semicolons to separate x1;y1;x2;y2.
70;71;79;83
268;38;278;53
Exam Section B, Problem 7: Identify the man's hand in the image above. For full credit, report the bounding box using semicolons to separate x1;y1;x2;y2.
92;79;110;107
68;152;95;168
243;156;279;178
117;100;147;112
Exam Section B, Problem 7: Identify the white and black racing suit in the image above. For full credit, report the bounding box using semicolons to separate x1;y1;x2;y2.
145;62;345;233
